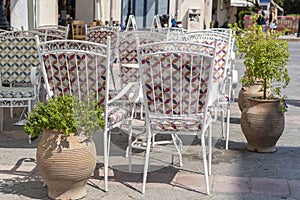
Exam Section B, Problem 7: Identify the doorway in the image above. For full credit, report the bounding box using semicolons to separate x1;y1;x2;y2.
121;0;169;30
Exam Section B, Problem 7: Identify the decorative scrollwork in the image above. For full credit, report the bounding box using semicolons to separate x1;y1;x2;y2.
40;40;108;56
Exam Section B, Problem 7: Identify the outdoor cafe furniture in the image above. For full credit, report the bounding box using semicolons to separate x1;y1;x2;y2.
71;20;86;40
35;36;136;192
136;40;217;195
180;29;238;150
85;25;120;92
0;35;40;136
34;24;69;41
116;30;167;155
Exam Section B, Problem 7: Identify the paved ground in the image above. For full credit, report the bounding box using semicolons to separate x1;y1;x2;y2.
0;40;300;200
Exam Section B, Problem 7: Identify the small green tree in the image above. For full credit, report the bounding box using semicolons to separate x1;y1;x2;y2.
231;23;290;111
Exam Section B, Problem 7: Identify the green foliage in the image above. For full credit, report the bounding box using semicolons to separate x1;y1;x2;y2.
24;95;105;141
231;23;290;111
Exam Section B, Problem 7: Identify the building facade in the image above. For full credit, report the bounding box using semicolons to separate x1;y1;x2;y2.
4;0;213;30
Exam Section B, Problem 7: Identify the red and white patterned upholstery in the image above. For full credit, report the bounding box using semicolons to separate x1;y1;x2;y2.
181;29;237;150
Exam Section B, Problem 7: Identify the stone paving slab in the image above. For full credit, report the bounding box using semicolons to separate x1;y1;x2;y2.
1;163;300;199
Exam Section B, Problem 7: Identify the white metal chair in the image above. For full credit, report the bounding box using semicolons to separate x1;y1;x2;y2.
0;30;47;41
85;25;118;47
117;31;167;154
35;24;69;41
136;40;216;195
35;37;136;192
181;29;238;150
0;35;40;132
117;31;167;117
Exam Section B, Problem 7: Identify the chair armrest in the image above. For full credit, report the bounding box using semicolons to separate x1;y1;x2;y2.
230;69;238;85
30;67;39;85
108;82;139;104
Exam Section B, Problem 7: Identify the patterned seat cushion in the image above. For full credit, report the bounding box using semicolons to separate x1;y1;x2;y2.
107;106;131;127
0;87;35;98
149;114;207;131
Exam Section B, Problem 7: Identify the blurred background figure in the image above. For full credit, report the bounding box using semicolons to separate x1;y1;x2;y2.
269;6;277;34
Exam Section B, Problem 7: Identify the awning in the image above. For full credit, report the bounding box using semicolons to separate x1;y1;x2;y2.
231;0;253;7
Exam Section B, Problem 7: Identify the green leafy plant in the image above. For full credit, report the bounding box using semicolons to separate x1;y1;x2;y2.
230;23;290;111
24;95;105;141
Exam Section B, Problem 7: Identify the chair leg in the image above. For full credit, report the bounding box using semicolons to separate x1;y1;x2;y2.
226;106;230;150
221;108;225;138
28;101;32;144
208;124;212;176
126;104;136;158
128;119;133;171
103;130;109;192
151;133;156;148
0;107;3;131
201;131;210;195
140;104;143;119
142;128;152;194
10;106;13;118
171;134;183;167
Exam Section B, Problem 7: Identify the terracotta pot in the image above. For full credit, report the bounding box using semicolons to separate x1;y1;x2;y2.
241;97;285;153
238;83;264;111
37;130;96;200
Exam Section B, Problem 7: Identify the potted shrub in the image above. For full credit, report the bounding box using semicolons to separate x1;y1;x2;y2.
232;23;290;152
24;95;105;199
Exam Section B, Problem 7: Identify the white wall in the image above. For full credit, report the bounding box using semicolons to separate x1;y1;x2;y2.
36;0;58;27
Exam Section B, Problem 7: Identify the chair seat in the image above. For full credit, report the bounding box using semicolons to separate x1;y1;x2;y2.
149;114;206;131
107;106;131;126
0;87;35;98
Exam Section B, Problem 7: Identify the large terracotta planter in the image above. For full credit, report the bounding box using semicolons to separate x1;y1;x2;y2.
37;130;97;199
241;97;285;153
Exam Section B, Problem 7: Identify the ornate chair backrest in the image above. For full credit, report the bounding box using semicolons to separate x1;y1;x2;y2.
35;24;69;41
180;31;231;104
0;30;47;42
0;36;40;86
156;27;188;41
209;28;235;69
36;37;111;107
85;25;119;59
137;41;215;131
117;31;167;86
